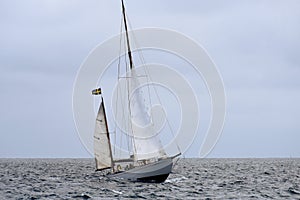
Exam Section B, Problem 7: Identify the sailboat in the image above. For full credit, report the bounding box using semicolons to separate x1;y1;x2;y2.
92;0;181;183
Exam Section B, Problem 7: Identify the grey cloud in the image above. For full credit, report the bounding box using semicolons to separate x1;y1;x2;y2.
0;0;299;157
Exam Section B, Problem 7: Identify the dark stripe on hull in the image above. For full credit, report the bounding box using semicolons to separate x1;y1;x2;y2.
108;158;173;183
136;173;170;183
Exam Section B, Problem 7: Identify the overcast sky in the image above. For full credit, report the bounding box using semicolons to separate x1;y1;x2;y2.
1;0;299;158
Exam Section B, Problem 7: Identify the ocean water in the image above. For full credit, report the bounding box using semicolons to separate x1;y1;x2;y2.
0;158;299;199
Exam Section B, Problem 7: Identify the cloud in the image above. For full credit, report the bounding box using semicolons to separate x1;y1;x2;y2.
0;0;299;157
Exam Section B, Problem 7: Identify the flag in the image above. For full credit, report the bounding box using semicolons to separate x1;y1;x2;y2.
92;88;101;95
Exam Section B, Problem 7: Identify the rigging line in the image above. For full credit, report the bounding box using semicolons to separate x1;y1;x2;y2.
126;60;137;157
117;32;128;159
117;15;124;79
121;5;137;158
173;157;181;169
124;73;131;154
113;85;119;156
127;16;148;69
122;31;136;157
127;17;146;65
113;15;124;156
119;84;129;154
127;18;155;126
124;3;177;159
114;17;131;158
120;48;129;158
123;27;134;156
128;18;182;155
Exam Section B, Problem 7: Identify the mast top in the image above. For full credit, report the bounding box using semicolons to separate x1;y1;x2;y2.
121;0;134;70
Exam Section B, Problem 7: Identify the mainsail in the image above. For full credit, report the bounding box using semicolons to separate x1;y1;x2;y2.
94;97;113;170
120;0;166;161
129;69;166;161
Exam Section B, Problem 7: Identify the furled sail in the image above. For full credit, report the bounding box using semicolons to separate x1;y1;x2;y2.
94;97;113;170
129;69;166;161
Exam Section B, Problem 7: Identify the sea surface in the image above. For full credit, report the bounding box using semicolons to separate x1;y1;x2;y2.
0;158;300;199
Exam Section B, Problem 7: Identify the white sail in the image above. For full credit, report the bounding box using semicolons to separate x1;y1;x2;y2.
91;0;178;183
129;69;166;160
94;98;113;170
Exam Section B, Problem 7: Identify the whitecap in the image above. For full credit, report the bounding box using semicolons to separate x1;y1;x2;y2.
112;190;123;195
165;176;188;183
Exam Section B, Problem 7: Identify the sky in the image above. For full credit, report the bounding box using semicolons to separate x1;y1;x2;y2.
0;0;300;158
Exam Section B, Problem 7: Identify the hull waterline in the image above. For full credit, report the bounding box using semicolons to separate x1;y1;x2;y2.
108;158;173;183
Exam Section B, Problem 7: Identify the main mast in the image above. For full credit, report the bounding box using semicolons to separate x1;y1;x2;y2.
121;0;138;160
121;0;134;70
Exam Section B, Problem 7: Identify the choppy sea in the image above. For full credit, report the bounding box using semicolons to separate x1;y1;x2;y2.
0;158;299;199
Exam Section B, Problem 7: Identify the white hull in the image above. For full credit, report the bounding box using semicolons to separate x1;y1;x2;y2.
109;158;173;183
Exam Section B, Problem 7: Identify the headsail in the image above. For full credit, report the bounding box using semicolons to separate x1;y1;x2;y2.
94;96;113;170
